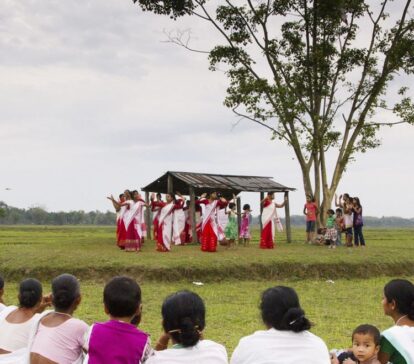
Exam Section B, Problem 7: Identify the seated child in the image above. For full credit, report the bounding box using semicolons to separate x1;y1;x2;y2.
325;209;338;249
315;228;327;245
331;324;381;364
0;276;5;312
84;276;152;363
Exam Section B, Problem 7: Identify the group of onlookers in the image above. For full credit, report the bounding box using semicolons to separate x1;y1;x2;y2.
304;193;366;248
0;275;413;364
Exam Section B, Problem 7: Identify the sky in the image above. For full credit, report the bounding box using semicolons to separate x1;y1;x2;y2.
0;1;413;218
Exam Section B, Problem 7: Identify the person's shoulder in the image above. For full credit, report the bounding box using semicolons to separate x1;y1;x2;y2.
303;331;329;348
199;339;227;351
69;317;89;332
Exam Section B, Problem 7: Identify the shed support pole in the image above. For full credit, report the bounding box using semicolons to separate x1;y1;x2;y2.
167;174;173;195
236;196;241;244
259;192;264;234
284;191;292;243
145;191;152;240
189;186;197;243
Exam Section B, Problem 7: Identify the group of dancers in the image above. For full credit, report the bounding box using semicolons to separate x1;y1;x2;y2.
107;190;288;253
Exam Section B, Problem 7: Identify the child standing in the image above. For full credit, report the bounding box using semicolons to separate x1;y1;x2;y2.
335;208;344;246
225;202;238;248
352;197;365;247
325;209;338;249
331;324;381;364
239;204;252;246
303;195;318;244
84;276;152;363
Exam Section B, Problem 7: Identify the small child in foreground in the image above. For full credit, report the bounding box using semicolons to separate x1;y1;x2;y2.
331;324;381;364
84;276;152;363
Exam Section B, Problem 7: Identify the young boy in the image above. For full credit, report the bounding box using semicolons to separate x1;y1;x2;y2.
334;324;381;364
325;209;338;249
335;208;344;246
303;195;318;244
84;276;152;363
0;275;5;312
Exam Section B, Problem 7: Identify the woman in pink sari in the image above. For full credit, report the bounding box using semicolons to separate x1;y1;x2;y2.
151;193;184;252
260;192;287;249
197;192;228;252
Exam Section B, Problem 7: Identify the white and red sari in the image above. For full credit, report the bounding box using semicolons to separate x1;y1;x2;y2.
217;208;228;242
152;200;182;252
181;206;192;244
116;204;127;249
172;198;185;245
151;203;162;241
197;198;228;252
123;200;143;252
260;199;283;249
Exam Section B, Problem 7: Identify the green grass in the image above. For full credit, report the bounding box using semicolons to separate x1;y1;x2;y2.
0;225;413;281
2;277;410;353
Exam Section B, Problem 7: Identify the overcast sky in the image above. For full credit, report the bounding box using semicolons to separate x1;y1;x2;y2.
0;1;413;218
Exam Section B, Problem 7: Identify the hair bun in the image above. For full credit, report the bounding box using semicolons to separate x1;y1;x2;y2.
282;307;311;333
179;316;200;347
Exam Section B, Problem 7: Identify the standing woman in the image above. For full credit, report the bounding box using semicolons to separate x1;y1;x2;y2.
260;192;287;249
151;193;184;252
107;193;127;249
120;190;143;252
378;279;414;364
151;193;163;241
172;193;186;245
196;192;228;252
352;197;365;247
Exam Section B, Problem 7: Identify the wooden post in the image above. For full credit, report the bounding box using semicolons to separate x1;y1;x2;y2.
284;191;292;243
236;196;242;244
145;191;152;240
259;192;264;232
167;174;173;195
189;186;197;243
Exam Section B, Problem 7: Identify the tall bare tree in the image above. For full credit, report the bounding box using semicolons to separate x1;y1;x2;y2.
133;0;414;223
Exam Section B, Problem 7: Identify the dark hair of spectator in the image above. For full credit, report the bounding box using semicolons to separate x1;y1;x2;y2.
352;324;381;346
19;278;42;308
0;275;4;290
104;276;141;317
384;279;414;320
260;286;311;333
162;290;205;347
243;204;250;211
52;274;80;311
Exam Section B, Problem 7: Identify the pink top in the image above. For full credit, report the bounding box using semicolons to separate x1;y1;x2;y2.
304;202;317;222
31;317;89;364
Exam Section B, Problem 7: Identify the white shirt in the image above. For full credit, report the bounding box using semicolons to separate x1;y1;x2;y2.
146;339;228;364
230;328;330;364
0;303;6;313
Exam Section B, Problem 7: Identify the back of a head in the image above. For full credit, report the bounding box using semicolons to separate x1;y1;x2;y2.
104;276;141;317
0;275;4;290
384;279;414;320
52;274;80;311
162;290;205;347
19;278;42;308
260;286;311;333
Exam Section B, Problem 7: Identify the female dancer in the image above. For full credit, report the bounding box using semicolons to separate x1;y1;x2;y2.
107;191;131;250
260;192;287;249
197;192;228;252
172;193;186;245
151;193;185;252
151;193;163;241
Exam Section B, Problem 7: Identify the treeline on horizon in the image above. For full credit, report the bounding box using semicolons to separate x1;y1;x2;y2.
0;201;413;227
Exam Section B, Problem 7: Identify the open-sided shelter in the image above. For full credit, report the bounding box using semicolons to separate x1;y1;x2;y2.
142;171;295;243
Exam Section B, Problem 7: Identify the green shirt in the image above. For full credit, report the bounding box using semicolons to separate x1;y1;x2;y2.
326;216;335;228
380;336;407;364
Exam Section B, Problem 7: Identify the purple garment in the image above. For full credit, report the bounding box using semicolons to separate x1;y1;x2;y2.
88;320;149;364
239;213;251;239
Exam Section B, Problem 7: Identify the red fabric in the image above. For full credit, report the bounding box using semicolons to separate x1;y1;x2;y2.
200;220;217;252
304;202;317;222
181;222;191;244
260;222;274;249
124;222;141;252
156;224;169;252
117;219;127;249
263;199;272;208
153;217;159;241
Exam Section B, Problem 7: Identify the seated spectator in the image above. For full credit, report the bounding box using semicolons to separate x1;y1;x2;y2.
84;276;152;363
30;274;89;364
0;279;50;355
230;286;330;364
0;276;5;313
147;290;228;364
331;324;381;364
378;279;414;364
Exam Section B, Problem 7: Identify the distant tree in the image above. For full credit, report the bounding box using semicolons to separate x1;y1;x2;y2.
133;0;414;223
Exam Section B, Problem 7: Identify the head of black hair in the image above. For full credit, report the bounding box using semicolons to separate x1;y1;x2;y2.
260;286;311;333
267;192;274;197
384;279;414;320
343;193;350;199
119;193;125;199
352;324;380;346
156;193;162;200
335;208;342;214
19;278;42;309
229;202;236;209
353;197;361;208
162;290;205;347
327;209;335;215
104;276;141;317
243;204;250;211
0;275;4;290
52;274;80;311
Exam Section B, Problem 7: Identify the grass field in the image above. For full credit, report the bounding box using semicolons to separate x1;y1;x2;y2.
0;225;413;281
1;225;413;354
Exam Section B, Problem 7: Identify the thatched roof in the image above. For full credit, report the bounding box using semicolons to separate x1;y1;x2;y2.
142;171;295;196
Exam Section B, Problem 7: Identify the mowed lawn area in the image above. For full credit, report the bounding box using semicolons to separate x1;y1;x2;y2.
2;277;412;353
0;225;413;281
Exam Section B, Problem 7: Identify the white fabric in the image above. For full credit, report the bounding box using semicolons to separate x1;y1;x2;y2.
217;209;228;241
0;310;52;364
158;202;175;250
0;303;6;314
382;326;414;364
132;201;145;239
261;202;283;241
146;340;228;364
172;208;185;245
201;199;219;237
230;328;330;364
0;308;39;352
